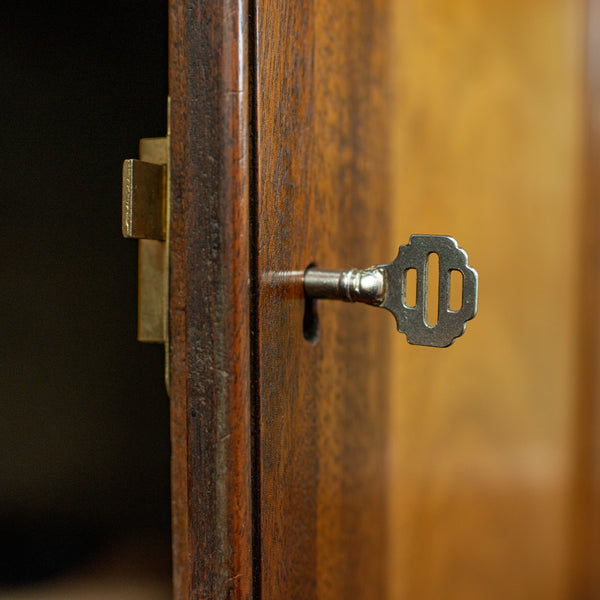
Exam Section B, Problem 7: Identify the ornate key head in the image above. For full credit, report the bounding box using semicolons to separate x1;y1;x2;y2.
380;235;478;347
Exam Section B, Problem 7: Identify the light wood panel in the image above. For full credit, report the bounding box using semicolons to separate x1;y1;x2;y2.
388;1;585;598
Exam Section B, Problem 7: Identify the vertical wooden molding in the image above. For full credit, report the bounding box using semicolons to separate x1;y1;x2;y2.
256;2;391;598
169;1;252;598
572;1;600;596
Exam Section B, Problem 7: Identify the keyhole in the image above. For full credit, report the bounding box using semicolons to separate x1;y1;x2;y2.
303;263;320;344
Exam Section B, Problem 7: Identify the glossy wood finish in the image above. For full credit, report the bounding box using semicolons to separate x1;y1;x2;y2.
169;0;252;598
388;2;585;598
168;2;600;599
256;2;392;598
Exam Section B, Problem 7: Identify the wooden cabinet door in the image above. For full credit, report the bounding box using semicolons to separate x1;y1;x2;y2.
167;1;600;599
168;0;392;598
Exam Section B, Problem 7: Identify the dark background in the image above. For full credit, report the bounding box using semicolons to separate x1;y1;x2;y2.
0;0;170;585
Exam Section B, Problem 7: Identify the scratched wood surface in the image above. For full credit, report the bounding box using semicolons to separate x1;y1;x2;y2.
256;1;392;598
169;0;252;598
387;1;587;598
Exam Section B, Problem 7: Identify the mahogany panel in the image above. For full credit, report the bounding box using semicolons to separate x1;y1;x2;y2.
169;1;252;598
256;2;393;598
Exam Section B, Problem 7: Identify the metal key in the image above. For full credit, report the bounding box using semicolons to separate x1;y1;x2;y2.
304;235;478;347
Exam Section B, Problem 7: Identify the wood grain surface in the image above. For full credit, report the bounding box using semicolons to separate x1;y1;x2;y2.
169;2;600;599
256;2;392;598
169;0;252;598
388;2;586;598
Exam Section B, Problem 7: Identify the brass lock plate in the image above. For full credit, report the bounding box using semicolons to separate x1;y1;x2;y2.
122;136;169;345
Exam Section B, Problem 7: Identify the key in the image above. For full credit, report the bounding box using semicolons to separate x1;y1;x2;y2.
303;235;478;347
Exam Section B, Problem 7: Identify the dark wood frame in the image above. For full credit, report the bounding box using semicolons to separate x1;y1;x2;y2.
571;1;600;596
169;1;253;597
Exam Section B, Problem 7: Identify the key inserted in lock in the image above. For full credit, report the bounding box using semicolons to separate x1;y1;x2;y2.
304;235;478;347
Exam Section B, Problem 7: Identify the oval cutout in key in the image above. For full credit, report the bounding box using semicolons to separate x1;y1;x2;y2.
404;268;417;308
426;253;439;327
449;269;463;312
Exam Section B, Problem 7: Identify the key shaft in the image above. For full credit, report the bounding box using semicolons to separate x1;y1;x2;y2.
304;267;386;306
